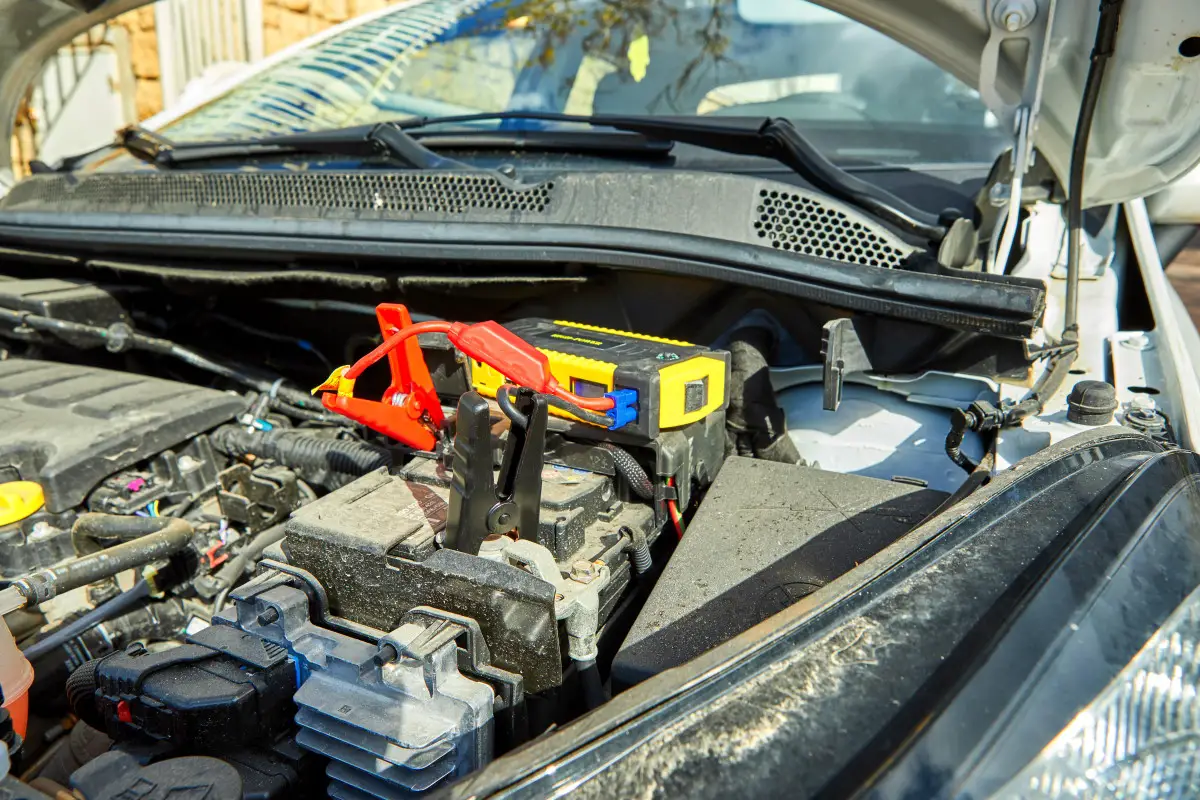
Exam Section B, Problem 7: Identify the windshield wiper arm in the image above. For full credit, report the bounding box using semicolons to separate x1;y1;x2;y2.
392;111;946;241
38;125;177;173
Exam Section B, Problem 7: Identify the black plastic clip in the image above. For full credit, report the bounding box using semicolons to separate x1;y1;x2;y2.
444;389;548;556
821;318;873;412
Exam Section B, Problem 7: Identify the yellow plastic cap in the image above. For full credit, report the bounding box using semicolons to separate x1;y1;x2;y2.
0;482;44;527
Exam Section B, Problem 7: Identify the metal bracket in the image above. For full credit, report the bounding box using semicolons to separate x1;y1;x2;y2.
981;0;1057;273
821;318;873;412
217;463;300;531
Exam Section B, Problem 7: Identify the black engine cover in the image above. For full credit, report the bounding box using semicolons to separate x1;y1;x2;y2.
0;358;242;511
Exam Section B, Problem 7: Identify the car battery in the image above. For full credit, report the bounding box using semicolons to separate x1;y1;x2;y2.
469;319;730;439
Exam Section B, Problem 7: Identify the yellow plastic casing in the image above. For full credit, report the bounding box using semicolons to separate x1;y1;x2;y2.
0;482;44;527
470;319;730;438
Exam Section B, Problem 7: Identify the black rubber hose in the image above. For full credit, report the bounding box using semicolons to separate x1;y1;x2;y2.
600;443;655;501
71;512;183;556
946;408;977;474
576;659;609;711
0;308;326;413
267;396;352;425
210;425;391;478
1064;0;1125;337
725;327;802;464
24;722;113;787
15;516;193;603
28;599;188;704
1007;348;1078;423
946;349;1077;475
22;581;152;662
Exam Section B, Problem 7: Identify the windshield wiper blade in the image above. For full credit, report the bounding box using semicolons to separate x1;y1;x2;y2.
392;111;946;241
56;122;475;172
167;126;673;163
411;129;674;158
165;122;474;171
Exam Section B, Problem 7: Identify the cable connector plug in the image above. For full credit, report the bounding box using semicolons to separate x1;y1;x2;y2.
605;388;638;430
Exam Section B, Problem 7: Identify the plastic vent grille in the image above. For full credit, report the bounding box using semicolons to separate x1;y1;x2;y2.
753;189;907;267
293;674;468;799
4;173;554;215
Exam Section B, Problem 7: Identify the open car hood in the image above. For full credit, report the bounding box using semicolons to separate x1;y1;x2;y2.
3;0;1200;204
816;0;1200;206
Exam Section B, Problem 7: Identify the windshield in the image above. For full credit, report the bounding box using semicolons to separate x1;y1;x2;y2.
159;0;1007;166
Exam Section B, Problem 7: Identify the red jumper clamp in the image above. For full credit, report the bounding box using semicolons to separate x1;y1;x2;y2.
311;304;445;451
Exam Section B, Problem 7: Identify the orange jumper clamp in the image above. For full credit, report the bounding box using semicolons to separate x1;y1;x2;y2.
312;304;445;451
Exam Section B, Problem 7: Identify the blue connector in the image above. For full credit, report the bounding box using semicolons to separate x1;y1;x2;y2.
605;388;639;430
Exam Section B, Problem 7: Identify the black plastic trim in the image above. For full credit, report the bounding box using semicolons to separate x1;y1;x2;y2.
0;218;1043;337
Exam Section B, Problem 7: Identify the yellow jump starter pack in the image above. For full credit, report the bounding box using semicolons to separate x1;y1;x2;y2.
469;319;730;439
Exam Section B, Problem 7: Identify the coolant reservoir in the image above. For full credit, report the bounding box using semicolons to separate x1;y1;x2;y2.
0;614;32;737
0;481;43;527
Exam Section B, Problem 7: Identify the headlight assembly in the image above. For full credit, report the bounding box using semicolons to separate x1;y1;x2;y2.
1000;584;1200;798
863;448;1200;799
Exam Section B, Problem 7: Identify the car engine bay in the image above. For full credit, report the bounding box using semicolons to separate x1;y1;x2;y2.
0;234;1165;798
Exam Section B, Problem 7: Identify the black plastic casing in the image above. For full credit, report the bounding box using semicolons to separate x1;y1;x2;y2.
93;625;296;748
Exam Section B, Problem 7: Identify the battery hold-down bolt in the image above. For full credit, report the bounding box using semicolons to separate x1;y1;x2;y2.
570;561;599;584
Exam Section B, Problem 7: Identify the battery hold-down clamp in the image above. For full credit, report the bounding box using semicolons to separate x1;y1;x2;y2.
312;303;637;450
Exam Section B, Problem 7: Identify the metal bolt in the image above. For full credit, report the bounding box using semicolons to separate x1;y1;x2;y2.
374;642;399;666
988;183;1010;207
570;560;598;584
994;0;1036;32
1120;334;1153;351
1129;394;1158;419
257;607;279;625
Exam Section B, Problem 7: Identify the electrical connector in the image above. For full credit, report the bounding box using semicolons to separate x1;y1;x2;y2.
605;389;638;430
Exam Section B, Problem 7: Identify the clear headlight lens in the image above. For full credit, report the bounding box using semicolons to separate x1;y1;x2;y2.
999;584;1200;798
